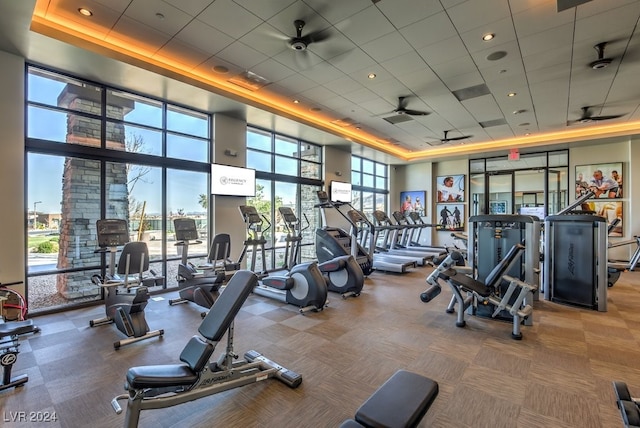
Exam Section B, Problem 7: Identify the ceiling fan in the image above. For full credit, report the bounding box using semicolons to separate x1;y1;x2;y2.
438;130;472;142
286;20;330;51
571;106;624;124
589;42;613;70
392;96;430;116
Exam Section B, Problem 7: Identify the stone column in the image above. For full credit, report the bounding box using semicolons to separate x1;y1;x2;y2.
56;85;133;298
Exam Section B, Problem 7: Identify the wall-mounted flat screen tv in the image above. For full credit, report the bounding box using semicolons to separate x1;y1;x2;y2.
211;164;256;197
330;180;352;203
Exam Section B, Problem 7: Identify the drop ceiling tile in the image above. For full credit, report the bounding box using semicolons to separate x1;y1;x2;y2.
431;57;480;86
458;16;517;54
359;97;397;116
302;61;347;85
106;16;172;54
94;0;132;12
328;48;377;74
301;0;372;25
198;0;263;39
175;20;234;55
334;5;396;45
306;30;357;61
380;51;428;78
216;41;269;70
161;0;214;17
362;77;412;100
124;0;192;35
462;94;503;122
522;46;572;73
400;11;458;51
376;0;443;29
360;31;414;64
447;0;511;33
323;75;362;95
272;72;317;93
518;23;573;58
239;22;290;57
153;38;211;70
574;1;640;43
525;63;571;85
232;0;297;20
417;36;468;66
299;85;338;103
48;0;122;39
251;58;297;83
576;0;640;19
478;58;526;84
341;87;379;104
512;1;574;38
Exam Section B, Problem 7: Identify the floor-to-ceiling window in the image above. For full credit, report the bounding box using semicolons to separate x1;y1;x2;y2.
351;156;389;216
246;128;322;271
26;66;211;313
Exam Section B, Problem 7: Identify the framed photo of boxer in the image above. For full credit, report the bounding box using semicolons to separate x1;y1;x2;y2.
575;162;622;199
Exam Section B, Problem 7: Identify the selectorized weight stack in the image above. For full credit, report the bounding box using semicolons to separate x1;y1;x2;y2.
467;214;541;324
543;214;607;311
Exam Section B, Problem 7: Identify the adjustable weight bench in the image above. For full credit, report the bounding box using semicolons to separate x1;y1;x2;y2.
424;243;537;340
111;270;302;428
613;381;640;427
340;370;439;428
0;319;40;391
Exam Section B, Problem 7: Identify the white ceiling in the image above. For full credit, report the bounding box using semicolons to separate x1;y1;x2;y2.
2;0;640;164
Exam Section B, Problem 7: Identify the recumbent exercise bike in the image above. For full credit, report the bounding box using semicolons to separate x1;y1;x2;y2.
89;219;163;349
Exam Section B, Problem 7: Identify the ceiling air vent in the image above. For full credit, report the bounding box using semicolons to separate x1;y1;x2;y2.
452;84;491;101
479;118;507;128
557;0;592;12
382;114;414;125
228;71;270;91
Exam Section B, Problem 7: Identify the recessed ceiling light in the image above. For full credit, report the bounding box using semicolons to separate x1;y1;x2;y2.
508;92;516;97
368;73;376;79
78;8;93;17
482;33;495;41
293;99;300;104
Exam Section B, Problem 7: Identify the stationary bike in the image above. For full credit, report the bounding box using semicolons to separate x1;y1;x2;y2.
0;284;39;391
238;205;328;313
279;206;364;298
89;219;164;349
168;218;225;313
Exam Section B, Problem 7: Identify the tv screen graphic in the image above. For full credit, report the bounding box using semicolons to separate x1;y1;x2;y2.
211;164;256;197
330;180;352;203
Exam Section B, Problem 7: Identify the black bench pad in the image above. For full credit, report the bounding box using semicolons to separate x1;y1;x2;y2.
355;370;438;428
447;273;492;297
0;320;36;338
126;364;198;389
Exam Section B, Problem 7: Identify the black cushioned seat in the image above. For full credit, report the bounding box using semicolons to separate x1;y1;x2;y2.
125;271;257;390
0;319;36;337
354;370;438;428
126;364;198;389
447;243;524;297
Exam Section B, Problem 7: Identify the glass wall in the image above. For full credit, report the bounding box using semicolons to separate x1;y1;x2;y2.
246;128;323;270
469;150;568;216
351;155;389;218
26;65;211;313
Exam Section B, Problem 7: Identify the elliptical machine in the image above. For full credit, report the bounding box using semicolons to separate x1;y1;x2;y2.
279;206;364;298
168;218;225;312
238;205;328;313
89;219;164;349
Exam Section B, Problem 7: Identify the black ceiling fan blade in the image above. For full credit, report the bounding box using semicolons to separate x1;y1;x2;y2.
303;29;331;45
403;109;430;116
589;114;624;121
442;135;472;141
397;96;408;110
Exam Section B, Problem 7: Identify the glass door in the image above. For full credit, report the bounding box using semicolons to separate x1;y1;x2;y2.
514;169;546;218
488;173;513;214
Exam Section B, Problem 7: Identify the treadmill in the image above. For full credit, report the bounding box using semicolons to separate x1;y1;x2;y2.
345;209;415;274
373;211;445;261
370;211;431;265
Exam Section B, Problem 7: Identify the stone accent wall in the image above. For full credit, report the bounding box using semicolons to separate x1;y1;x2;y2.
55;85;133;299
